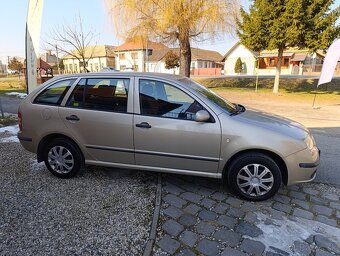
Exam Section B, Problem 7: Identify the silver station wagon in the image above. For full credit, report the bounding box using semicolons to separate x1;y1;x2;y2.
18;73;320;201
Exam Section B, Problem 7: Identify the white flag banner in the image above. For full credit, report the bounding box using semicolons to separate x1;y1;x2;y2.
26;0;44;93
318;39;340;87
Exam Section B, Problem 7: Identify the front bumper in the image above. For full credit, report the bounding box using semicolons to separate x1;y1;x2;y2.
285;146;320;186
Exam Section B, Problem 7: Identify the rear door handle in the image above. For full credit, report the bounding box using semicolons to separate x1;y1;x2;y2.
136;122;151;129
66;115;80;121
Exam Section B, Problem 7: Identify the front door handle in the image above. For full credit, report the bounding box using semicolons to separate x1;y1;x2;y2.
66;115;80;121
136;122;152;129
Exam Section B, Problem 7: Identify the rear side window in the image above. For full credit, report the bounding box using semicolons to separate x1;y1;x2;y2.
66;78;130;113
34;79;76;106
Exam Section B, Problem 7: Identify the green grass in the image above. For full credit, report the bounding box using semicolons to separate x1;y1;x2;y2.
0;77;26;90
194;77;340;94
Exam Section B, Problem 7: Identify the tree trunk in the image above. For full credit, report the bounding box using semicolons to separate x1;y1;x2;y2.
273;46;284;93
179;31;191;77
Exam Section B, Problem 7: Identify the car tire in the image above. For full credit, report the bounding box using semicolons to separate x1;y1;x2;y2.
43;138;83;178
227;152;282;201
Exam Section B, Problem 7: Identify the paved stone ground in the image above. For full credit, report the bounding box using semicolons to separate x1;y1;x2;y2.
153;174;340;256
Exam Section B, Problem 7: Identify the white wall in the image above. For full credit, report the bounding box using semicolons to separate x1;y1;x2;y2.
115;50;145;71
224;44;257;75
63;57;108;73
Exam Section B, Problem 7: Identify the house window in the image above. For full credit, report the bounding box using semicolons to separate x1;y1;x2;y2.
131;52;138;60
269;58;275;67
119;53;126;60
283;58;290;66
95;63;99;71
90;63;93;71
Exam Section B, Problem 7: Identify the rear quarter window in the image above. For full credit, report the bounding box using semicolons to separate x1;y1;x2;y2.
34;79;76;106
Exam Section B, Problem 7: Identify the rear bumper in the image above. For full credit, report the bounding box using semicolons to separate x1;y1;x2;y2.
18;132;37;153
285;147;320;186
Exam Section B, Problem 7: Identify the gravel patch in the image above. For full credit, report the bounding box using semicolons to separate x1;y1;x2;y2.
0;143;157;255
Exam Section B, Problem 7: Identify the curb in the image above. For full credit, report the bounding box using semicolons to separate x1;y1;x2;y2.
143;173;162;256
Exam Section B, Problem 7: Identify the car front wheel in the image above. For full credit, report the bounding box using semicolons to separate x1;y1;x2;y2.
43;138;83;178
227;153;282;201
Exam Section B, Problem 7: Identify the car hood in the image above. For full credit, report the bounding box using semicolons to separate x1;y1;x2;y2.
233;108;309;140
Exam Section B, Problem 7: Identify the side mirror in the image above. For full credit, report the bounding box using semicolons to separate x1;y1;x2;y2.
195;110;210;122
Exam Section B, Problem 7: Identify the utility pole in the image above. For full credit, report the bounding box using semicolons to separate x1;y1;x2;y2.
7;56;10;76
55;45;60;74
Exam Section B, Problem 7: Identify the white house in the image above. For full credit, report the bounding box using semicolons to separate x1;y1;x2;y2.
147;48;223;75
223;42;324;76
114;39;168;72
63;45;116;73
222;42;258;75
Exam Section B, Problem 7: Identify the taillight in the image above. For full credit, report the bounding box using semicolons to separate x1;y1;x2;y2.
18;111;22;131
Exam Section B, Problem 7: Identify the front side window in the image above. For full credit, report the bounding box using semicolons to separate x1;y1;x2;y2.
67;78;130;113
34;79;76;106
139;79;204;120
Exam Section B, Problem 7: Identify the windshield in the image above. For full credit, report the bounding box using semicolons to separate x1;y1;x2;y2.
179;78;237;113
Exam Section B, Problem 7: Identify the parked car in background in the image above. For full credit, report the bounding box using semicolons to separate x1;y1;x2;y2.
100;67;119;72
7;69;18;74
17;73;319;201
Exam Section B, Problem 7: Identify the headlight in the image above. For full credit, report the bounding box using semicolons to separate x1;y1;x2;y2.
304;135;315;150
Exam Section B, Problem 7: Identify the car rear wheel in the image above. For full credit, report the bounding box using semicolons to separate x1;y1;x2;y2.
43;138;83;178
227;153;282;201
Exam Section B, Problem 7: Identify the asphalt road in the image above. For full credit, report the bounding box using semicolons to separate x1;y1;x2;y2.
311;128;340;187
0;96;21;114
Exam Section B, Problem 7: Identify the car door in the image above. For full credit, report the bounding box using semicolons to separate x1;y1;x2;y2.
133;78;221;174
59;76;134;165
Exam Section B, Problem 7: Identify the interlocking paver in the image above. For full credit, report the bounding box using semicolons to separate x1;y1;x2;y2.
240;239;265;256
213;228;241;247
163;194;187;208
315;215;337;227
178;214;196;226
227;207;245;218
313;205;333;216
183;203;201;215
163;219;184;237
291;198;310;210
179;230;198;247
314;235;340;254
196;221;215;235
200;198;216;209
180;192;202;204
196;239;220;256
163;183;184;195
198;209;218;221
157;235;181;254
175;248;196;256
225;197;243;207
273;194;290;204
310;196;328;206
272;202;292;214
289;191;306;200
155;175;340;256
315;248;335;256
217;215;238;229
293;208;314;220
330;201;340;210
211;192;226;201
221;247;247;256
235;221;263;237
293;241;312;256
163;205;183;219
212;203;229;214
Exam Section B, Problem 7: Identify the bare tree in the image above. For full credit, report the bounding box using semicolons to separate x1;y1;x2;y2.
106;0;239;77
47;15;98;73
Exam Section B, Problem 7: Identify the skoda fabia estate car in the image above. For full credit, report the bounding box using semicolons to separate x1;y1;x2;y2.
18;73;320;201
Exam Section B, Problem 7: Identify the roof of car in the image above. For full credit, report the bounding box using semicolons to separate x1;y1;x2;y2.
53;72;187;81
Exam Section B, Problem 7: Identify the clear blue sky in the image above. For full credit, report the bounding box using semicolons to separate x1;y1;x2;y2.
0;0;339;64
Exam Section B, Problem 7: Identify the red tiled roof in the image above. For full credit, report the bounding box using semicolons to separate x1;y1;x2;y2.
115;38;168;51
